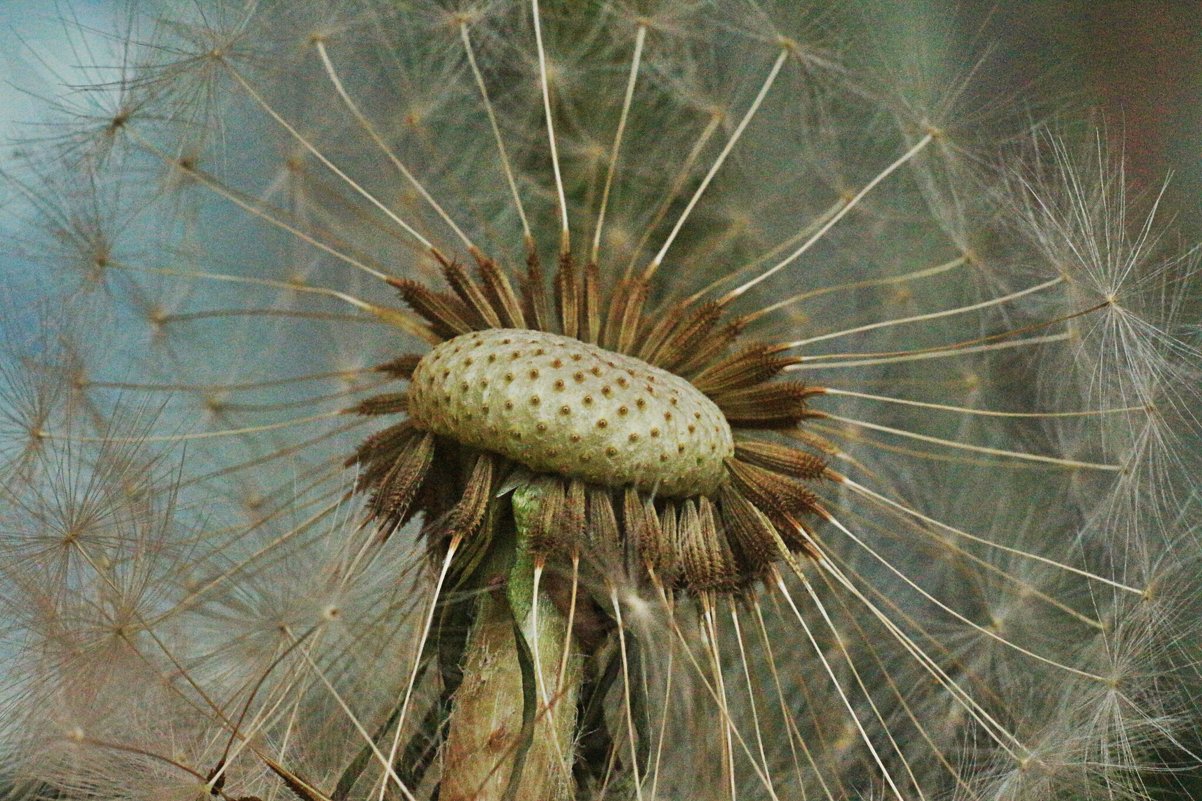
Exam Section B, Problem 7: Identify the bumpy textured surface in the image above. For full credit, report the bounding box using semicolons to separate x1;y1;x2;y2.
408;329;733;496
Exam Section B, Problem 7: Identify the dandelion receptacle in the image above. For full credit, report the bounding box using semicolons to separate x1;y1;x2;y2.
1;2;1200;801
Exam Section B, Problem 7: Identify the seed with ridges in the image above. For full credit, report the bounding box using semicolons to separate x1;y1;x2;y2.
408;329;733;496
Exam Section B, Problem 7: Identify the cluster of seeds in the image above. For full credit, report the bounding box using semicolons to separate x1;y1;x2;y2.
348;253;830;595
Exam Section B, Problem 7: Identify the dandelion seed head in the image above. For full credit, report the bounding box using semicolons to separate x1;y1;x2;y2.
1;1;1200;800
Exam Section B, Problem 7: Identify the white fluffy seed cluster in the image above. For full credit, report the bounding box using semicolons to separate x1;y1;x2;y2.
408;329;734;496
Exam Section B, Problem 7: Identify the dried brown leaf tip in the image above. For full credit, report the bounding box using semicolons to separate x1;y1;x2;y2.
347;253;830;594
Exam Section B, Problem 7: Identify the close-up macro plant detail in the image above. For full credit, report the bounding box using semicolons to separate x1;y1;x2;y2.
1;2;1201;800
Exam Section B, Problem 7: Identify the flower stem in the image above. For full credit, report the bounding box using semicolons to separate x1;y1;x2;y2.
441;484;582;801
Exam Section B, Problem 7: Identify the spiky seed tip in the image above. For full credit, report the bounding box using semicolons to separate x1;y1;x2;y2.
408;329;734;497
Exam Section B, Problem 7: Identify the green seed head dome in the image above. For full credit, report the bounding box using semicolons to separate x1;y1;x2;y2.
408;329;734;497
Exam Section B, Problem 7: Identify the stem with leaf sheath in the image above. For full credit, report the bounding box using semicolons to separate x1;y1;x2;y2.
441;484;583;801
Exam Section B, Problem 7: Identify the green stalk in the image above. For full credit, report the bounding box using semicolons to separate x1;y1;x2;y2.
441;484;582;801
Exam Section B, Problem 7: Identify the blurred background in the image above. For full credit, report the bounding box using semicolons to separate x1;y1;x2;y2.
867;0;1201;238
1;2;1199;799
4;1;1198;234
968;0;1200;236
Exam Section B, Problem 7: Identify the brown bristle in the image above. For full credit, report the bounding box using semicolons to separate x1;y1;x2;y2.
367;430;435;537
350;392;409;416
634;299;687;362
657;501;680;586
778;426;841;458
647;300;724;370
674;320;745;378
440;452;497;541
678;498;738;593
555;253;579;339
348;421;416;483
522;253;550;332
601;277;630;352
733;440;828;480
412;453;459;545
599;278;649;356
527;476;567;557
582;262;602;344
560;479;588;556
714;382;820;428
718;483;782;577
676;500;703;588
442;261;502;329
702;497;741;592
475;254;527;329
586;485;621;568
623;487;670;577
393;279;475;339
725;458;820;553
690;345;798;395
373;354;424;380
